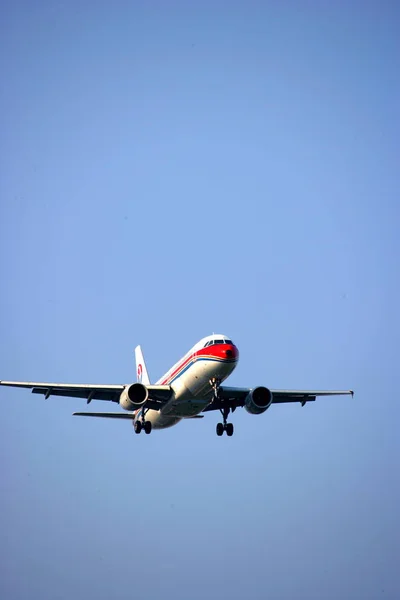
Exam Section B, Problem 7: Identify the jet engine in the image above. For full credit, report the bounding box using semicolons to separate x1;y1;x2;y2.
119;383;148;411
244;386;273;415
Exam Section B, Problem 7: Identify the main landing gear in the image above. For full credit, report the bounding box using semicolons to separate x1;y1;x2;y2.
134;410;152;435
216;421;234;437
216;406;234;437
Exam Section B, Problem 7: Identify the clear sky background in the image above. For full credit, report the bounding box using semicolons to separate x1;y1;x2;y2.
1;1;399;599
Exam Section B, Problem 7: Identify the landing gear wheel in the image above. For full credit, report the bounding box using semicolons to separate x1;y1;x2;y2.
216;405;234;436
216;423;224;436
225;423;234;437
134;420;142;434
144;421;152;435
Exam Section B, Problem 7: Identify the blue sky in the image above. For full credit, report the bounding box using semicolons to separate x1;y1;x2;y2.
1;1;399;598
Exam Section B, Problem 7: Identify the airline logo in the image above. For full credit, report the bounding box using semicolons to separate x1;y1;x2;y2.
137;364;143;382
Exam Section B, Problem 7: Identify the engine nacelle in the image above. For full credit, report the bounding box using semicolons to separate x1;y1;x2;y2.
244;386;273;415
119;383;148;411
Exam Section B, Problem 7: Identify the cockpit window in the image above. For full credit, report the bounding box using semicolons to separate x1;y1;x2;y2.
204;338;232;347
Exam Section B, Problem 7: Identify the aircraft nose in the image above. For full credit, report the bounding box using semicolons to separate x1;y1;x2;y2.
224;345;238;360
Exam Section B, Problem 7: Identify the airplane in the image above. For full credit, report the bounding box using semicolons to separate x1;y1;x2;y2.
0;334;353;436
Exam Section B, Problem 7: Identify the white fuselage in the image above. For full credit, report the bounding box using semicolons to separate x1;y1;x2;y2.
135;335;239;430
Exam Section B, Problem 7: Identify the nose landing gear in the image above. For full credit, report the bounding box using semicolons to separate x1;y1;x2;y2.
210;377;222;399
210;378;235;436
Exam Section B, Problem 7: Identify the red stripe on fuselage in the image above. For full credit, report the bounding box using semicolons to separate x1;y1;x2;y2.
159;344;238;385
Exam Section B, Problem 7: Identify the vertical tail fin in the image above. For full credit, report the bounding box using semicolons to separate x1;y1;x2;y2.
134;345;150;385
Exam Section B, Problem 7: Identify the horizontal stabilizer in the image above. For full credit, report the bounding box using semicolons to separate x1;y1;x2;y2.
73;412;205;420
183;415;204;419
73;412;136;419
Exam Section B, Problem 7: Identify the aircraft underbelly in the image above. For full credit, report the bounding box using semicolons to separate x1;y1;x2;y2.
151;412;181;429
160;395;210;418
158;359;235;422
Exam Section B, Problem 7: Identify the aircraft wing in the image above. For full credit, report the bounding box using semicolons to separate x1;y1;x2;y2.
0;380;172;411
203;387;353;411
